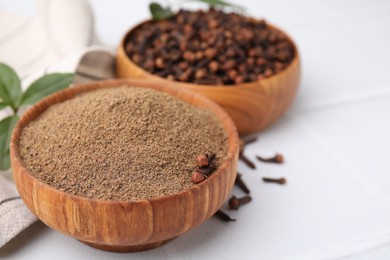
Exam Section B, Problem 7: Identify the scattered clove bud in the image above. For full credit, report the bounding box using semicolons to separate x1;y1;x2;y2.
196;154;209;168
235;173;250;194
262;177;286;185
239;137;258;152
256;153;284;164
238;137;257;169
191;172;206;184
239;139;245;153
214;209;236;222
239;152;256;169
242;136;258;145
228;195;252;210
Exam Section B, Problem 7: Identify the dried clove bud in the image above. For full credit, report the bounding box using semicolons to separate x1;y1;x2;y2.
238;137;258;169
243;136;258;145
155;57;165;69
234;75;244;84
256;153;284;164
195;68;207;79
191;172;206;184
209;61;219;73
239;137;258;153
196;154;209;168
183;51;195;62
229;195;252;210
196;165;216;176
239;152;256;170
207;153;216;163
204;48;217;59
235;173;250;194
262;177;286;185
214;209;236;222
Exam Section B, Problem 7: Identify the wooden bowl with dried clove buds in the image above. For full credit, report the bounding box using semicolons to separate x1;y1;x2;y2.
10;79;239;252
116;10;300;136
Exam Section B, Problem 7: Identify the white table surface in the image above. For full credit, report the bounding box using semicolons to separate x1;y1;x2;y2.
1;0;390;259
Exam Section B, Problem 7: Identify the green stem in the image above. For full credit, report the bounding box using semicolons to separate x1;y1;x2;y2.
11;106;18;115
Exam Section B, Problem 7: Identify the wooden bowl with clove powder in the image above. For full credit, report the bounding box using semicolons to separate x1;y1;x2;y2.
116;9;300;135
10;79;239;252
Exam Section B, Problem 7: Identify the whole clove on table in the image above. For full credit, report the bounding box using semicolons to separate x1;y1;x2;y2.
228;195;252;210
214;209;236;222
239;137;257;169
262;177;286;185
257;153;284;164
235;173;250;194
213;136;288;222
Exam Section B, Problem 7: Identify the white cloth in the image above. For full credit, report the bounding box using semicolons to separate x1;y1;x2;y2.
0;0;95;247
0;173;37;247
0;0;95;77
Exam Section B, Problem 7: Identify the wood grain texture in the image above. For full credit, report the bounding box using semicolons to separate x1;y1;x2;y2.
10;79;239;252
116;21;301;136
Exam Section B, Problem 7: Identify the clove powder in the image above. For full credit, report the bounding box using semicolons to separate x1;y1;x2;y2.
19;86;228;201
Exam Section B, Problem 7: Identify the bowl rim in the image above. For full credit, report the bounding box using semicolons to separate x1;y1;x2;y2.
11;78;239;206
118;17;300;89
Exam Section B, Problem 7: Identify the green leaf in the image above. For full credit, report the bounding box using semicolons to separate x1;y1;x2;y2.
0;102;8;110
190;0;245;11
0;63;22;109
20;73;73;106
149;2;174;21
0;115;19;170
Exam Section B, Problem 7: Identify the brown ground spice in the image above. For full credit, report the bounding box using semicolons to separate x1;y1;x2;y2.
19;86;228;201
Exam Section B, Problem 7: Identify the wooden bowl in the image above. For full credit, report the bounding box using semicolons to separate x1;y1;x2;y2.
116;20;300;136
10;79;239;252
